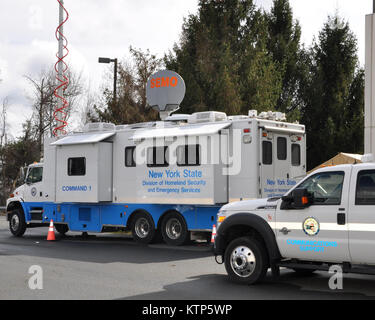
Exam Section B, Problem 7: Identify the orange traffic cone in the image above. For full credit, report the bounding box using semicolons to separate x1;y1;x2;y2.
47;219;56;241
211;224;217;244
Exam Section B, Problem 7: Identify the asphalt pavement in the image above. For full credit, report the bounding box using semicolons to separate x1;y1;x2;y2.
0;216;375;300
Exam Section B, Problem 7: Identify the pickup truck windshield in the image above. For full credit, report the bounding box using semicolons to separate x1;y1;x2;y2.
298;171;344;205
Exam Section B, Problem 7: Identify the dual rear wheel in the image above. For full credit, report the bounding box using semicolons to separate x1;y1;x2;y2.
131;211;190;246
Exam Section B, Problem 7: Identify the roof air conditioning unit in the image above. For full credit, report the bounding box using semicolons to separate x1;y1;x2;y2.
188;111;227;124
83;122;115;132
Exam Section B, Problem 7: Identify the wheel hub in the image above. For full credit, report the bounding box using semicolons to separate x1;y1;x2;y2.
230;246;256;277
165;218;182;240
11;215;19;231
135;218;150;238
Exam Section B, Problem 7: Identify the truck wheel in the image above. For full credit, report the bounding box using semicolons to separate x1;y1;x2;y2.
9;209;27;237
224;237;268;285
55;224;69;236
131;212;157;244
161;212;189;246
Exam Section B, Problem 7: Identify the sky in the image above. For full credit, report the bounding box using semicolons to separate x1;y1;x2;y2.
0;0;373;139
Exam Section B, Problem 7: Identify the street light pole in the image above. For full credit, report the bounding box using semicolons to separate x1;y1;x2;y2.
98;57;118;102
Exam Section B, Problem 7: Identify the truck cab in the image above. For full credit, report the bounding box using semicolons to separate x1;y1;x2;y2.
214;161;375;284
6;162;45;236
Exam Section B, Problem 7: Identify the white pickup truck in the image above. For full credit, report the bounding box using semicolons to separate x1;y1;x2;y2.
214;162;375;284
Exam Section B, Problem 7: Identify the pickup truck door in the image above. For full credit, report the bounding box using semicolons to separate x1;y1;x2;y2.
275;168;351;263
348;167;375;264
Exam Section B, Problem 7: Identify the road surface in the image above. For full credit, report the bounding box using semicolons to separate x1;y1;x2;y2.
0;216;374;300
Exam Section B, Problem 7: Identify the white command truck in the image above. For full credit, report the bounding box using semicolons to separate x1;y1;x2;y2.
5;110;305;246
214;161;375;284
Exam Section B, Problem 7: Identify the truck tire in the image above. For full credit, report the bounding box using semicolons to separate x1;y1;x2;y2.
9;209;27;237
161;212;190;246
55;224;69;236
224;236;268;285
131;211;157;244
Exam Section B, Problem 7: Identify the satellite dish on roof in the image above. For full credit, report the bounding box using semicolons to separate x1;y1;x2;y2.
146;70;186;120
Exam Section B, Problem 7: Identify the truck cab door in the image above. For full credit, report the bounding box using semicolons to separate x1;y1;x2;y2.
275;168;351;263
348;167;375;264
23;166;44;203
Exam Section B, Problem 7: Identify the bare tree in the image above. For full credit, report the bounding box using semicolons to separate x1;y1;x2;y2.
25;67;83;154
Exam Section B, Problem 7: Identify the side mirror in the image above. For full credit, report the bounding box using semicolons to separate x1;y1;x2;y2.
291;188;313;209
281;188;313;210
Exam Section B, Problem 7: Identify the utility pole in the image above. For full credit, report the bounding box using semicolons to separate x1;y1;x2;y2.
365;1;375;157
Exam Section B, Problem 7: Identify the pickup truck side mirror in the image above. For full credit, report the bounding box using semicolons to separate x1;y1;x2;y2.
281;188;313;210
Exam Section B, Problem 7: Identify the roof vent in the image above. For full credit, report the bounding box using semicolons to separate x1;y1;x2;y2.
188;111;227;124
248;110;258;118
258;111;286;121
83;122;115;132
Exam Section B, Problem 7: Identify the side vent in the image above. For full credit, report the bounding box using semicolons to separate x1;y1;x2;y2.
79;208;91;222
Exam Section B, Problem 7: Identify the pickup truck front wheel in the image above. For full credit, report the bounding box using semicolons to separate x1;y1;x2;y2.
224;237;268;285
9;209;27;237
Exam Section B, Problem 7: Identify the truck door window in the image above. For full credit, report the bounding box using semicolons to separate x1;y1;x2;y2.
262;141;272;165
356;170;375;205
26;167;43;184
147;146;169;167
68;157;86;176
177;145;201;166
125;147;136;167
291;144;301;166
298;171;345;205
277;137;287;160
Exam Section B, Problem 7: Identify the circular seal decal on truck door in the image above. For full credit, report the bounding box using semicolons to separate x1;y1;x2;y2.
303;217;320;236
31;187;37;197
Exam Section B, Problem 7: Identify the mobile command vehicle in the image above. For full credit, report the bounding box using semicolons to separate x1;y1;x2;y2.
6;110;306;245
214;159;375;284
6;70;306;246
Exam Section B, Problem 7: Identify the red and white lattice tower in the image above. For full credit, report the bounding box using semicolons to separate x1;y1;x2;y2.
53;0;69;137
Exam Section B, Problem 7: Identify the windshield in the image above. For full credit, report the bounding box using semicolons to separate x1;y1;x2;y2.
26;167;43;184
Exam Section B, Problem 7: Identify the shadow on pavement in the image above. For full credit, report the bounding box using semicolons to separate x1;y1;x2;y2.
122;270;375;300
0;229;213;264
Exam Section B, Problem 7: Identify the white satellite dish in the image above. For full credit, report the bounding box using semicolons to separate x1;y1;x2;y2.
146;70;186;120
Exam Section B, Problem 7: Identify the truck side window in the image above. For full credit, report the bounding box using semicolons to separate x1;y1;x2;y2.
26;167;43;184
147;146;169;167
177;145;201;166
291;144;301;166
356;170;375;205
68;157;86;176
277;137;287;160
125;147;136;167
262;141;272;165
298;171;345;205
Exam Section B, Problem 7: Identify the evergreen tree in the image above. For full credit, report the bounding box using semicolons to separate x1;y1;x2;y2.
300;15;364;170
165;0;283;115
266;0;302;114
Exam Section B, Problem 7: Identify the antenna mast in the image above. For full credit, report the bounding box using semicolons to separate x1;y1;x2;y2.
53;0;69;137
